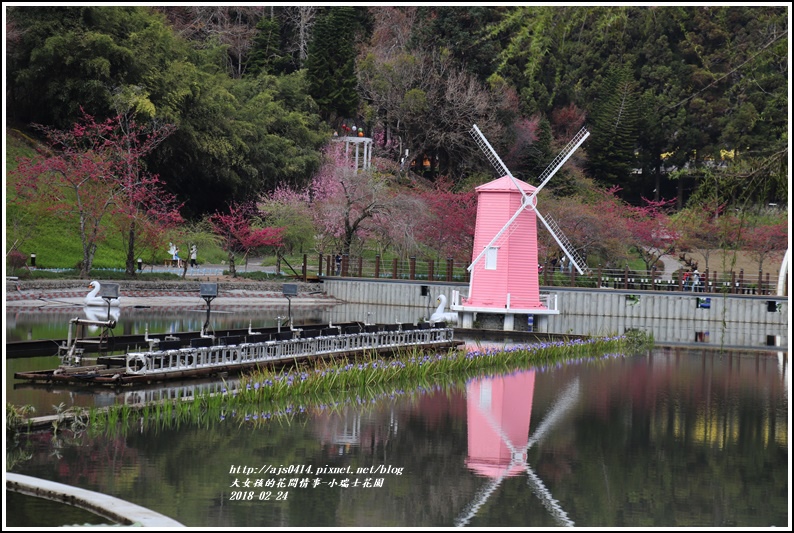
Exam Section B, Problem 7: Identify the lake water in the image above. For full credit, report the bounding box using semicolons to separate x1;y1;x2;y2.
4;306;790;528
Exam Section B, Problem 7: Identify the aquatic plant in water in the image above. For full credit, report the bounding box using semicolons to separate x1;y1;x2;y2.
230;334;643;406
15;333;651;436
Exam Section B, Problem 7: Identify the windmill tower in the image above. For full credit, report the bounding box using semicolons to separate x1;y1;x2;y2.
451;124;590;330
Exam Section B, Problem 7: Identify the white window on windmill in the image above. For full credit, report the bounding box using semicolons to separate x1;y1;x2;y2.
485;246;499;270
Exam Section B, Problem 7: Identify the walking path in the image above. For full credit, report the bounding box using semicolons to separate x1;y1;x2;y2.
137;258;278;278
655;253;684;281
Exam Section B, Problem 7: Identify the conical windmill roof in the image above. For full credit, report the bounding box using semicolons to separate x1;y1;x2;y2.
475;175;537;194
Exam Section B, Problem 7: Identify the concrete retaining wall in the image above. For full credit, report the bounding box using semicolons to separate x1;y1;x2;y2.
322;279;788;347
324;278;464;308
323;279;786;323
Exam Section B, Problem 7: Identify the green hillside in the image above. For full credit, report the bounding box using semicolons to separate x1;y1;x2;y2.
6;129;162;271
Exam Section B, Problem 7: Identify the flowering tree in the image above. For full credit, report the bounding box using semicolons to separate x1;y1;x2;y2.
11;111;177;278
10;109;180;278
209;201;285;277
674;203;729;271
622;195;681;271
415;177;477;262
543;188;632;269
310;142;393;256
110;113;181;275
369;193;427;259
258;184;315;255
745;221;788;274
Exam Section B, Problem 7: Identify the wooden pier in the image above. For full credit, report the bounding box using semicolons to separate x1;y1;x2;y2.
13;322;460;386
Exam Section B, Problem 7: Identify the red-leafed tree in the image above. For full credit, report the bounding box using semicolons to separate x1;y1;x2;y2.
209;201;286;277
542;186;632;269
10;109;179;278
623;195;681;271
107;112;181;275
415;177;477;262
745;221;788;274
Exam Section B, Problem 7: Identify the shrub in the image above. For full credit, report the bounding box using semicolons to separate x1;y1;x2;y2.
8;250;27;270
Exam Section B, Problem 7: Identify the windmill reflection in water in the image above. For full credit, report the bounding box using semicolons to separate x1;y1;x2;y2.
456;370;579;527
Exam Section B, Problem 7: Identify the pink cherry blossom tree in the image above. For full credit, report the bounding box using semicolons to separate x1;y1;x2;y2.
310;142;393;256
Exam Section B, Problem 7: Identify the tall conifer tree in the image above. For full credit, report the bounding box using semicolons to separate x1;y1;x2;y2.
305;7;360;121
586;65;641;201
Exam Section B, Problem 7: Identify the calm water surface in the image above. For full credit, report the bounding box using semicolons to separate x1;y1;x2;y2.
5;305;790;527
6;343;789;528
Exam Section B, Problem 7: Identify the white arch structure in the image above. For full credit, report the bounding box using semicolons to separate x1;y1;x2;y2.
333;136;373;172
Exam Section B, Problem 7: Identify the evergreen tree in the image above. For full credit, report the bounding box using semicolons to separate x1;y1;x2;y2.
305;7;360;121
248;14;291;77
527;115;553;179
586;65;641;202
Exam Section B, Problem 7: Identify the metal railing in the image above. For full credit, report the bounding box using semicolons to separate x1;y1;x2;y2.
297;253;782;296
124;325;455;377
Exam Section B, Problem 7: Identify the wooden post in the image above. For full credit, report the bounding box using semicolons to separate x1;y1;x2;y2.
302;254;307;282
764;272;770;295
570;265;575;286
318;254;323;278
428;259;434;282
374;255;381;279
730;271;736;294
597;265;602;289
624;265;629;290
446;258;453;282
342;254;349;277
738;269;745;294
409;257;416;280
392;258;398;279
758;268;763;295
651;267;656;291
326;255;331;276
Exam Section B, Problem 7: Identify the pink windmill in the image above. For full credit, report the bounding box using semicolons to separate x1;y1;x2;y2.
451;124;590;329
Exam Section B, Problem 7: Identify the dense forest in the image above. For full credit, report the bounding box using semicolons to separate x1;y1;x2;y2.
4;6;789;276
6;6;788;210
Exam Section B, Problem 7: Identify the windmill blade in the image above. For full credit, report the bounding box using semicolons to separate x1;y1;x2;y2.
454;468;514;527
469;125;516;181
529;127;589;199
535;210;590;275
468;123;535;271
526;378;580;449
470;124;528;201
525;465;576;527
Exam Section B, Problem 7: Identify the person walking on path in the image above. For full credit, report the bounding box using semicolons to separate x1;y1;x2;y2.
190;244;198;268
691;269;701;292
168;242;180;268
